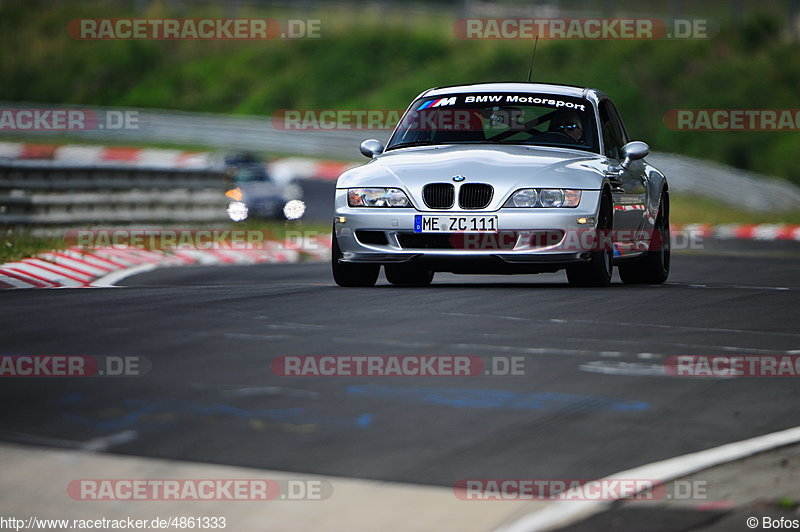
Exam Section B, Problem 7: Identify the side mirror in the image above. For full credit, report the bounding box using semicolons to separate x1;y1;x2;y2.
360;139;385;159
621;141;649;169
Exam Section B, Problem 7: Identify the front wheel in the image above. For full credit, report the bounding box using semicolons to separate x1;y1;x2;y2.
618;192;670;285
566;191;613;287
331;228;379;287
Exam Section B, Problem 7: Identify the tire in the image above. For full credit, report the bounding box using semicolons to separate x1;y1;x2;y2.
566;191;613;287
618;191;670;285
331;228;379;287
384;264;434;286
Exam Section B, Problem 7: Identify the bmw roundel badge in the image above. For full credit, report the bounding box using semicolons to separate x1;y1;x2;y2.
452;175;466;182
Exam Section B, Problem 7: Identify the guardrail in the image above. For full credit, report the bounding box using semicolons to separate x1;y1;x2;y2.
647;153;800;213
0;102;367;160
0;161;228;227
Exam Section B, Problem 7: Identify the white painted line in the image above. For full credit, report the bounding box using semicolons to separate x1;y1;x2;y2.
548;317;800;338
579;361;670;377
80;430;138;452
90;263;160;287
0;430;137;452
495;424;800;532
223;332;294;340
680;282;797;292
217;386;321;399
451;343;639;358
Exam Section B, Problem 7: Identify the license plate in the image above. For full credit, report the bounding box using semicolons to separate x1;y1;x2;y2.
414;215;498;233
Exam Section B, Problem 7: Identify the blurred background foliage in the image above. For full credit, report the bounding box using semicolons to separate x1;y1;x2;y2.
1;0;799;184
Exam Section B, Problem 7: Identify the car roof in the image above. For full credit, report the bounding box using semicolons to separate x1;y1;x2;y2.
419;82;606;102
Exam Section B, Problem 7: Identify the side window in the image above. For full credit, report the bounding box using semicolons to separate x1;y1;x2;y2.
608;101;630;147
599;101;624;159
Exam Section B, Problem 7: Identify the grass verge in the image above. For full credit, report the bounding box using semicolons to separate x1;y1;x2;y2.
670;194;800;225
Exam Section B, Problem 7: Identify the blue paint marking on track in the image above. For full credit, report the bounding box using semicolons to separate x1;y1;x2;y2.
345;385;648;412
58;394;374;431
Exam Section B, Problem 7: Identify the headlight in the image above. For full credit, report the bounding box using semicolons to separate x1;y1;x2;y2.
539;189;564;207
227;201;249;222
504;189;581;208
283;199;306;220
511;188;538;207
347;188;411;207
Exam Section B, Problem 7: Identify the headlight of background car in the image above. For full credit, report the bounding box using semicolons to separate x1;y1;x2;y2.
347;188;411;207
504;189;581;208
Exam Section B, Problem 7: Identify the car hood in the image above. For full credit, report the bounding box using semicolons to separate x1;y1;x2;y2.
337;145;608;194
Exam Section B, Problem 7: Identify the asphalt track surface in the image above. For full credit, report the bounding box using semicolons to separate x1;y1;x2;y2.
0;230;798;494
1;182;799;523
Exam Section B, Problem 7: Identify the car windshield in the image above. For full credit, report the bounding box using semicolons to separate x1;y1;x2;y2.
386;92;599;153
231;164;271;184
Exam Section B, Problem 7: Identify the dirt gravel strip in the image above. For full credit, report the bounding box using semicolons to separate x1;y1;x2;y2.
0;441;545;532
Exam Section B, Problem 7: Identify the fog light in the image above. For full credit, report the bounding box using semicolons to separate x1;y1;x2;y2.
577;217;595;225
336;216;347;223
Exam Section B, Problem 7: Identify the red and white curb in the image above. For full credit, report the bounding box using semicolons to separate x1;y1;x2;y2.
0;141;355;180
0;237;332;289
672;223;800;241
0;141;212;169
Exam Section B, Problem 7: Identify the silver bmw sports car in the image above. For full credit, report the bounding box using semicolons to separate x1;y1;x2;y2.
332;82;669;287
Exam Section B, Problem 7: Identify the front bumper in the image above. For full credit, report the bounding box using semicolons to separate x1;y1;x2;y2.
334;189;603;272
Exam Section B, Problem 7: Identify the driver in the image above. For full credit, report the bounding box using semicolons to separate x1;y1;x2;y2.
550;111;585;143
